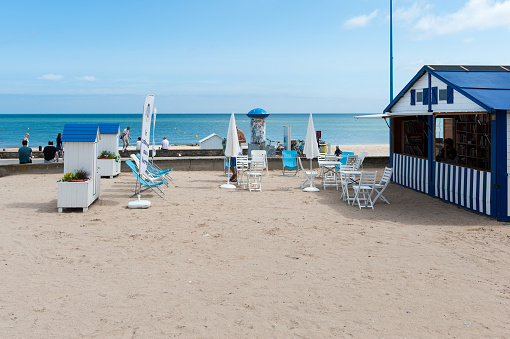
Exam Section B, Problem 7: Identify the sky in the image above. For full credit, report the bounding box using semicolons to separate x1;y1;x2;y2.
1;0;510;114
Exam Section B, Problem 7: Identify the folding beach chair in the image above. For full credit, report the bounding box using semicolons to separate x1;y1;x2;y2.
338;152;354;165
355;152;369;170
352;171;377;209
235;155;249;188
125;160;166;198
298;157;318;189
135;153;173;181
247;159;265;192
251;150;269;176
282;150;298;176
372;167;393;205
339;164;356;204
130;154;168;186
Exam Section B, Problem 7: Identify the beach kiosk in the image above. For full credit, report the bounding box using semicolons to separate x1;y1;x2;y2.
57;124;101;213
97;123;121;178
383;65;510;221
246;108;270;156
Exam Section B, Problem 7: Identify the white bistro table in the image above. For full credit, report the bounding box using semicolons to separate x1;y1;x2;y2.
318;159;342;190
338;169;363;204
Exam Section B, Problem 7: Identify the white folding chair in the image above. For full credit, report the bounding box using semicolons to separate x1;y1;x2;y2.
355;152;368;170
236;155;249;188
372;167;393;204
298;157;318;189
346;154;358;167
339;164;356;204
317;153;327;178
322;164;338;190
352;171;377;209
251;150;269;176
247;160;264;192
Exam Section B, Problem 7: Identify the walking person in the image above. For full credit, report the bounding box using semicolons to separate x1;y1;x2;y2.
121;126;131;151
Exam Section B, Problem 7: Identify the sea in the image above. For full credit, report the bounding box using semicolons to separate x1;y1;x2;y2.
0;113;389;149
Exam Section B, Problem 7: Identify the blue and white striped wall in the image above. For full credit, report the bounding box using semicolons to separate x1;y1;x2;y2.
392;154;428;194
392;154;492;216
434;162;491;215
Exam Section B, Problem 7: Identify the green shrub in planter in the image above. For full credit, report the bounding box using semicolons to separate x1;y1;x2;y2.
98;150;121;163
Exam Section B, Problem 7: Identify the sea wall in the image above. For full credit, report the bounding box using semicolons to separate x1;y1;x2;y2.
0;156;389;177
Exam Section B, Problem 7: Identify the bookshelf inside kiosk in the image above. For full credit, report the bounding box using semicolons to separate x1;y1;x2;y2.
434;113;491;171
393;116;428;159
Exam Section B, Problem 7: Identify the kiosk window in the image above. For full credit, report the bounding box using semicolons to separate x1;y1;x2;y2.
434;114;490;171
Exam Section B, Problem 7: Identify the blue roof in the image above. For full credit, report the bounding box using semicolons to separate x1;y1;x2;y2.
62;124;99;142
385;65;510;113
98;123;120;135
246;108;270;118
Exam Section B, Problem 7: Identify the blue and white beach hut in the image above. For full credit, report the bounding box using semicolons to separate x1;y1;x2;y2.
384;65;510;221
98;123;121;178
57;124;101;212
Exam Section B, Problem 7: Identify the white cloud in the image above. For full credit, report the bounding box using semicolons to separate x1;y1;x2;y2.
414;0;510;35
38;74;63;80
394;1;432;25
343;10;379;29
75;76;97;81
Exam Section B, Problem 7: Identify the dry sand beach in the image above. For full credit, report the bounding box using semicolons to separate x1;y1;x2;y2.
1;169;510;337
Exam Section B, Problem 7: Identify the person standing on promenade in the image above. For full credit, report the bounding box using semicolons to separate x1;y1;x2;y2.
43;141;58;163
121;126;131;151
229;125;246;182
56;132;63;160
161;136;169;150
18;139;32;164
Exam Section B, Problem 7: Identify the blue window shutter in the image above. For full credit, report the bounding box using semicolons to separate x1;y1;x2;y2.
423;88;429;105
447;86;454;104
431;87;438;104
410;89;416;105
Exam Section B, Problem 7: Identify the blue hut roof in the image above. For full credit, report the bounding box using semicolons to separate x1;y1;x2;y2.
62;124;99;142
385;65;510;113
98;123;120;135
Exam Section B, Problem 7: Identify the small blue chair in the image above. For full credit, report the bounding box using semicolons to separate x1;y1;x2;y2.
282;150;298;176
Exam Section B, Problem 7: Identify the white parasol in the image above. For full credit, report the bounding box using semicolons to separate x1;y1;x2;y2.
220;112;240;189
303;113;320;191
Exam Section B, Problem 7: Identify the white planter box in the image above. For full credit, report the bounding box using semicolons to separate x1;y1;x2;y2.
98;158;121;178
57;180;99;213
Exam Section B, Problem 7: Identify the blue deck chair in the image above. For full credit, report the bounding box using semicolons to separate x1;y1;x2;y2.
282;150;298;176
125;160;166;198
130;154;169;186
339;151;354;165
135;153;173;181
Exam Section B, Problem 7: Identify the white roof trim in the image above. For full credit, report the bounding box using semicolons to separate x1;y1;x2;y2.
387;112;433;117
354;113;390;119
199;133;222;143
